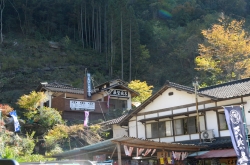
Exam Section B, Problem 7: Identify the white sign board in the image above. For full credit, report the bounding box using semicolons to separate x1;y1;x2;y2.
107;89;128;97
70;100;95;111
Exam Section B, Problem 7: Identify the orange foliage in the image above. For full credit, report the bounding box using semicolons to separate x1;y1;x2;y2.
0;104;14;117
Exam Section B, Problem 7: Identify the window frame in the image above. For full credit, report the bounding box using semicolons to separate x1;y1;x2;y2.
146;120;173;139
173;115;205;135
218;112;228;130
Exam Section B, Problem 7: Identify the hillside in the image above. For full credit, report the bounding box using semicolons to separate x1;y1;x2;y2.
0;0;250;108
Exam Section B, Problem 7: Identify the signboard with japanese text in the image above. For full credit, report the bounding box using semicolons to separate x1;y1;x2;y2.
107;89;128;97
70;100;95;111
223;106;250;165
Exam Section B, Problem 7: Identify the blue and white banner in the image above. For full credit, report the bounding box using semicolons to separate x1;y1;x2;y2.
9;110;21;132
87;73;92;98
223;106;250;165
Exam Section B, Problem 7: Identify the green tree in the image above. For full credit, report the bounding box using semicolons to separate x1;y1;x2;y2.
195;17;250;85
128;80;153;103
17;91;48;119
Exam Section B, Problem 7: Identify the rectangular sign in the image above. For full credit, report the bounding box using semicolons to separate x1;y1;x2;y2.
70;100;95;110
107;89;128;97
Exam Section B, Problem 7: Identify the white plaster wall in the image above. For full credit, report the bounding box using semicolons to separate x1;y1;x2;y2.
205;111;218;137
190;134;200;139
220;130;230;136
140;89;210;114
158;111;172;116
175;135;190;142
134;116;146;138
129;120;137;137
217;98;242;106
130;85;250;142
160;137;175;143
145;114;157;118
243;97;250;126
137;122;145;139
112;125;128;138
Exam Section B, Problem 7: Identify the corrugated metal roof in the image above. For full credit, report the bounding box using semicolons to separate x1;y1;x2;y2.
52;136;205;159
195;149;236;158
111;136;205;151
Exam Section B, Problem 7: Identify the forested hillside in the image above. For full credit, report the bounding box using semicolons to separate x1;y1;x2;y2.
0;0;250;107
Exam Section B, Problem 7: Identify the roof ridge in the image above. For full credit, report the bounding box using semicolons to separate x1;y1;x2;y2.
165;80;194;91
199;77;250;91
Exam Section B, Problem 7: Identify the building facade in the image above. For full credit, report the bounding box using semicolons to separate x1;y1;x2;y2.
35;79;139;123
119;78;250;164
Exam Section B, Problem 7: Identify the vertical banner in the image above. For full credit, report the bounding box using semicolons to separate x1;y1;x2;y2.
9;110;21;132
84;111;89;126
87;73;92;99
223;106;250;165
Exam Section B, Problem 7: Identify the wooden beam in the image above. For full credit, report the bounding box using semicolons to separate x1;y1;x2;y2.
116;142;122;165
139;102;246;123
117;142;202;152
136;100;215;116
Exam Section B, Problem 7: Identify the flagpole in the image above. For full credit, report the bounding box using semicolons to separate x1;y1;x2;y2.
193;77;201;143
241;105;249;147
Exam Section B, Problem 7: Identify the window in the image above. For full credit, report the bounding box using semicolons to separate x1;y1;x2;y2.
218;112;228;130
174;116;205;135
146;121;172;138
109;99;127;110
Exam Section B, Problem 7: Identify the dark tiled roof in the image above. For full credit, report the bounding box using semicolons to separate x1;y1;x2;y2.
165;80;194;93
199;78;250;99
37;80;139;96
100;115;127;125
178;136;233;151
38;82;84;95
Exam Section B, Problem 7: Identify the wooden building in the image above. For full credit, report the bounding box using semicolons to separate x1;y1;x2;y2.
35;79;139;123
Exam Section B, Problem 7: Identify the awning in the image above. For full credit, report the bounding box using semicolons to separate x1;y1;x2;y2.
52;136;205;159
195;149;236;159
188;151;209;157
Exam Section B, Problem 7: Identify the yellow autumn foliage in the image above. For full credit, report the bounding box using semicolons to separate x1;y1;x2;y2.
196;18;250;81
128;80;153;103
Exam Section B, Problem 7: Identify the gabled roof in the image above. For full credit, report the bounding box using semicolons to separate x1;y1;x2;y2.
36;82;84;95
94;79;127;89
119;78;250;126
36;79;139;97
94;79;139;97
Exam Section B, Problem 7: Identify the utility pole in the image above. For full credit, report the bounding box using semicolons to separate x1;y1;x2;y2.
193;77;201;143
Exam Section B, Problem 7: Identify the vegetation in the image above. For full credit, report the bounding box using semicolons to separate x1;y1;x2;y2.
0;91;105;162
0;0;250;105
1;0;250;161
128;80;153;103
196;15;250;85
